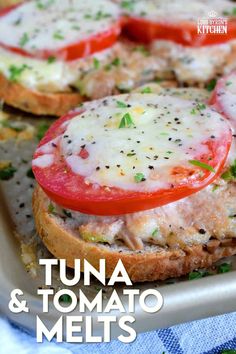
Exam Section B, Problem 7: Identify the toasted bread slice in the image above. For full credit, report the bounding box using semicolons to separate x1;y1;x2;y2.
0;73;83;116
33;186;236;282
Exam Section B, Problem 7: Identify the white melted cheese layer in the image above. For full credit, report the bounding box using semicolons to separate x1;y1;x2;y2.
0;0;120;53
0;45;113;92
59;93;227;192
125;0;234;22
0;47;77;92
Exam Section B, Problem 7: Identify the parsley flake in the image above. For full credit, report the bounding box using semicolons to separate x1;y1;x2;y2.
189;160;215;173
134;173;145;183
19;32;29;47
141;86;152;94
217;262;232;273
48;202;55;214
47;56;56;64
36;122;50;141
0;164;17;181
119;112;134;128
206;79;217;92
53;31;64;40
93;57;100;70
116;100;128;108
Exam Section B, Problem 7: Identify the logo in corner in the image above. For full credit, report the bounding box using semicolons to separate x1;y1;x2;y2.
197;11;228;34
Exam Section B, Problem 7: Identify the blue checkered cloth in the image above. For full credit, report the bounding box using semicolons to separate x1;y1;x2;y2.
0;312;236;354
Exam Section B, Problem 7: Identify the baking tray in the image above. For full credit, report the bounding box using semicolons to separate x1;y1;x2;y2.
0;111;236;340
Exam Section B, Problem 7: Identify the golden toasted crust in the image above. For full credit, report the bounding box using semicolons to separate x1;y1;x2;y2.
0;0;22;8
33;186;236;282
0;73;83;116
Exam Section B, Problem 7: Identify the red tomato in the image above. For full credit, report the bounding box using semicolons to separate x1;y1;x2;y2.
32;109;232;216
122;17;236;46
0;4;121;61
209;71;236;131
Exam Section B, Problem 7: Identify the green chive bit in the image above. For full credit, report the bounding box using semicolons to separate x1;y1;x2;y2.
19;32;29;47
47;56;56;64
206;79;217;92
93;57;100;69
116;100;128;108
189;160;215;173
119;112;134;128
134;173;145;183
217;262;232;273
48;202;55;214
0;164;17;181
151;228;159;237
141;86;152;94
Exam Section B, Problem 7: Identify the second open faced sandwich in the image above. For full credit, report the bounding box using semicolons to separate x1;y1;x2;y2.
31;74;236;282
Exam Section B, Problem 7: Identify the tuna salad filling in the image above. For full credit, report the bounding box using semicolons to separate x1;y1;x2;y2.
47;177;236;251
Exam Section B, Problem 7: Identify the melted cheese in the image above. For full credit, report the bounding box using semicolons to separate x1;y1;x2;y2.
52;93;228;192
0;0;120;54
0;47;78;92
123;0;234;22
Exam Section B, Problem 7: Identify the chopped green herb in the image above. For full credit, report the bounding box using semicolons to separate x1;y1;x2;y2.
134;45;150;56
119;112;134;128
71;25;81;31
36;0;54;10
53;31;64;40
121;0;135;11
93;57;100;70
26;168;35;179
36;122;50;141
8;64;29;82
189;160;215;173
196;103;206;111
221;159;236;181
0;164;17;181
19;32;29;47
59;294;72;303
116;100;128;108
84;14;92;19
141;86;152;94
48;202;55;214
95;11;111;20
190;108;196;115
217;262;232;273
212;184;219;192
111;57;121;67
188;270;210;280
226;81;233;86
127;153;136;157
206;79;217;92
134;173;145;183
151;228;159;237
47;56;56;64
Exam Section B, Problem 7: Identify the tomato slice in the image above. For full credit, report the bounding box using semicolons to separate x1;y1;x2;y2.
122;17;236;46
0;1;121;61
210;71;236;132
32;94;232;216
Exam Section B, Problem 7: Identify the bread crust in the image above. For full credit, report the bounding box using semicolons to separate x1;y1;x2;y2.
33;186;236;282
0;73;83;116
